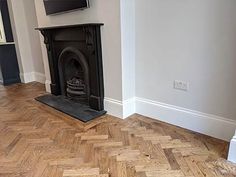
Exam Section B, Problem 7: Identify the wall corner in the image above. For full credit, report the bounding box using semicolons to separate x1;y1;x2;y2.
228;130;236;163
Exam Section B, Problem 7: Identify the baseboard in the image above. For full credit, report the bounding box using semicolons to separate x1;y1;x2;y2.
20;72;34;83
104;98;123;118
20;72;45;84
228;130;236;163
135;97;236;141
123;97;136;118
45;80;51;93
104;97;135;119
34;72;46;84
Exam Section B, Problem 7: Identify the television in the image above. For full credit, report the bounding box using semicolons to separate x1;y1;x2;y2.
43;0;89;15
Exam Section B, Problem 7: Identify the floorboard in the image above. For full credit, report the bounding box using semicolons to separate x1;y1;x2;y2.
0;82;235;177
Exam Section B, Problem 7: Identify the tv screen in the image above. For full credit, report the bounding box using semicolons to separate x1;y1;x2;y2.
43;0;89;15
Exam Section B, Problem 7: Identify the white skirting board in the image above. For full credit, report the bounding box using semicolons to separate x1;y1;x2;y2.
135;97;236;141
104;96;236;141
104;97;135;119
45;80;51;93
228;130;236;163
104;98;123;118
123;97;136;118
20;72;46;84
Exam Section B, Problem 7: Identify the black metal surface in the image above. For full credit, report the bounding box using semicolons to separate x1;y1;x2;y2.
43;0;89;15
36;94;106;122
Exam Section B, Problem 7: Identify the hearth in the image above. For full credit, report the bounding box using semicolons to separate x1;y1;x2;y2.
35;24;106;122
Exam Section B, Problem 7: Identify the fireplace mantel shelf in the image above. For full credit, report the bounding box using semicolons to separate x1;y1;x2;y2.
35;23;104;31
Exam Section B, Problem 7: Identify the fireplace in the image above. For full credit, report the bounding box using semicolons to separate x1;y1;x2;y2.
35;24;106;122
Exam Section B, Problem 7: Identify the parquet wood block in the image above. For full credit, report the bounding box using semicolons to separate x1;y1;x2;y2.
0;83;234;177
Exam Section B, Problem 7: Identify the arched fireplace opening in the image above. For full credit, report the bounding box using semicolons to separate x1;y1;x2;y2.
58;47;90;104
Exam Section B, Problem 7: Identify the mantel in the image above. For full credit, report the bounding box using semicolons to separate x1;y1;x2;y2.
35;23;104;31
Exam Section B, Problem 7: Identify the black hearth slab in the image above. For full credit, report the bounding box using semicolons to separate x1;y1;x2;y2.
35;94;106;122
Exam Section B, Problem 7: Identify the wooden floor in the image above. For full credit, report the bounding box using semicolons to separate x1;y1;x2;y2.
0;83;235;177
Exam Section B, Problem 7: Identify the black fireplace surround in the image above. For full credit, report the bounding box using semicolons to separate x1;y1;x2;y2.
36;24;106;122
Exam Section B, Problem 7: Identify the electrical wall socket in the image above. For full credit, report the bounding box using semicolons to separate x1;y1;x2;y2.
174;80;189;91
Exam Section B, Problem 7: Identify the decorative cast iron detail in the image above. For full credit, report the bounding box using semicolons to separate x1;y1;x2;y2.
83;27;94;52
40;30;51;51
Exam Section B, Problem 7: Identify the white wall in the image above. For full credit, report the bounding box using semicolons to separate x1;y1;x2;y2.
134;0;236;141
8;0;45;83
135;0;236;121
24;0;44;75
120;0;136;117
34;0;123;102
121;0;135;101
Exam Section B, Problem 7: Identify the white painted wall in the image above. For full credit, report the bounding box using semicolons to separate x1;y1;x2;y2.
120;0;135;101
34;0;123;102
24;0;44;75
135;0;236;121
8;0;45;83
120;0;136;117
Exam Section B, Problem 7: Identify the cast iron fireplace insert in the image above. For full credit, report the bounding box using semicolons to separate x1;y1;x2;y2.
35;24;106;122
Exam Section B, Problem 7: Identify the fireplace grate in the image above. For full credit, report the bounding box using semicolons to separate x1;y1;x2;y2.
66;77;86;98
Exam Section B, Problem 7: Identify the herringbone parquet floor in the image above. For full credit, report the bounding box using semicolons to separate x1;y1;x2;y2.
0;82;235;177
